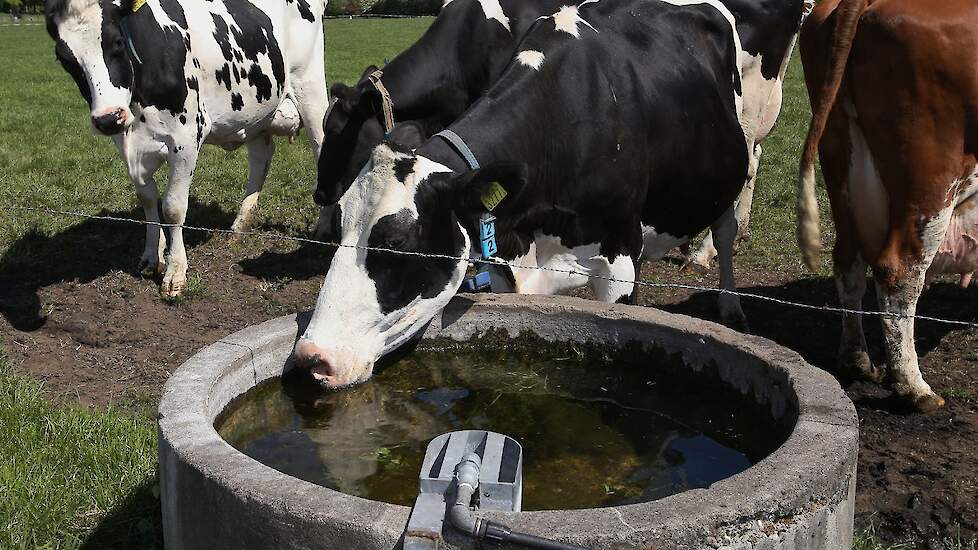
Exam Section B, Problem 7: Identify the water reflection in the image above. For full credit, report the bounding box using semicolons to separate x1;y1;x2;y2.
217;352;763;510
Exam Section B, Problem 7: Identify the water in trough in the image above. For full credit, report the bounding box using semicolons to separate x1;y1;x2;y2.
216;347;779;511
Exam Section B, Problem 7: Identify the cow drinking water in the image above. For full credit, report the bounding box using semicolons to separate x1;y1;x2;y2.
293;0;753;388
45;0;328;296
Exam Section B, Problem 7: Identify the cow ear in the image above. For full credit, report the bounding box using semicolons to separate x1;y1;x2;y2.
386;122;427;150
360;64;381;81
449;162;528;216
329;83;360;115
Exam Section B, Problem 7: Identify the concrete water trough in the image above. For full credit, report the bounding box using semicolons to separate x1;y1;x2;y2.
158;293;858;549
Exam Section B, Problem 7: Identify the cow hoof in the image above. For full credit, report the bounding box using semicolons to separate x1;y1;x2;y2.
721;312;750;334
160;273;186;298
680;259;710;274
136;256;166;277
138;257;165;276
903;391;945;413
839;351;884;383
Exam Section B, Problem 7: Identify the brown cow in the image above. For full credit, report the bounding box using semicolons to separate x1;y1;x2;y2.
797;0;978;412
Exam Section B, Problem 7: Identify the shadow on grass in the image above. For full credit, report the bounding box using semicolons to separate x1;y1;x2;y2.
0;199;234;331
657;276;973;396
80;474;162;550
237;241;334;282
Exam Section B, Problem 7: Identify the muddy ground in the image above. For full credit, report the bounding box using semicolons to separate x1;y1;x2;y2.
1;219;975;548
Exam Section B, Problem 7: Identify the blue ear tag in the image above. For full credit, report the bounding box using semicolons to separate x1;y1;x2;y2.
479;214;497;259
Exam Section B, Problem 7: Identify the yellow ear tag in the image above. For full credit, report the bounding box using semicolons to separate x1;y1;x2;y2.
480;182;508;211
131;0;146;13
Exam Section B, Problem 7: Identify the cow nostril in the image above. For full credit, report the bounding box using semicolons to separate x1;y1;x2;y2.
294;339;335;382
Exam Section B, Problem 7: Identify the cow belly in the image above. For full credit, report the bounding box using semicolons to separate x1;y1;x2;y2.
927;186;978;286
846;106;890;261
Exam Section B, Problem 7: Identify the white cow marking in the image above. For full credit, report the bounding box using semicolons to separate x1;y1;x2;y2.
509;234;635;301
551;5;597;38
641;225;688;260
477;0;510;31
516;50;545;70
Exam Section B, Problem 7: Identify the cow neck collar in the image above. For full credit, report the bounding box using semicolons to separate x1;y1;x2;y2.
433;129;479;171
366;70;395;133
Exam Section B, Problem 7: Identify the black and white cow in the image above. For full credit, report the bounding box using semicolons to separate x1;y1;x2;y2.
45;0;328;296
312;0;562;227
686;0;813;268
293;0;756;387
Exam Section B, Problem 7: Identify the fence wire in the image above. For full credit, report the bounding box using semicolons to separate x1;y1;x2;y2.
4;204;978;329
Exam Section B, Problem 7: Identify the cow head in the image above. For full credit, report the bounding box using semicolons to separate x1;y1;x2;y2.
295;142;527;388
45;0;135;135
314;66;391;208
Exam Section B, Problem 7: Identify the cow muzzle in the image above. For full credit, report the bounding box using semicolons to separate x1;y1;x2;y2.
292;338;373;389
91;107;131;135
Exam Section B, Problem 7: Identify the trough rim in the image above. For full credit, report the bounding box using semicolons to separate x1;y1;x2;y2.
158;293;858;548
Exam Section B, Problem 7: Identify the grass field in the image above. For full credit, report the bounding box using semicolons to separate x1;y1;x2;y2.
0;13;960;550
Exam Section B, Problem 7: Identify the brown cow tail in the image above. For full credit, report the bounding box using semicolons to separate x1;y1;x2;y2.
797;0;866;272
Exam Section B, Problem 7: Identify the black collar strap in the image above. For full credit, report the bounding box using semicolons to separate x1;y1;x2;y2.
434;129;480;170
366;70;395;133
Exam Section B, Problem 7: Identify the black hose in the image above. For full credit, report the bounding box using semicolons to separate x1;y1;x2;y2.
506;530;588;550
481;520;588;550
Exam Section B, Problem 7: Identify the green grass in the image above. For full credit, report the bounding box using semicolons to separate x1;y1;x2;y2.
0;355;160;549
855;525;978;550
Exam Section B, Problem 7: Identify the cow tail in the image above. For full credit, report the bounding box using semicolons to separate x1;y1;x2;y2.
797;0;866;272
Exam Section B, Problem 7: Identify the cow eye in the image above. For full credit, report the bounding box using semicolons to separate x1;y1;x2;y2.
382;234;408;251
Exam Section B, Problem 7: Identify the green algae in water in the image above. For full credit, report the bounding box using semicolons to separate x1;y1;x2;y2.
216;350;777;511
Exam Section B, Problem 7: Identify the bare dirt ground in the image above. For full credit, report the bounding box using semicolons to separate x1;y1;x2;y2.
1;222;976;548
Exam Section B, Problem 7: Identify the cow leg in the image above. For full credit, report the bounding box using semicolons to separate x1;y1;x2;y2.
585;253;636;303
873;207;953;412
834;247;881;382
230;135;275;236
127;151;166;275
293;79;334;239
712;206;748;332
687;144;761;269
160;149;199;298
627;257;644;304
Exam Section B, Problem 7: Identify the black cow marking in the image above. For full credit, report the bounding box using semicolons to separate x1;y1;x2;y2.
160;0;188;29
100;4;134;92
211;14;234;61
230;92;243;111
394;157;416;183
179;114;186;124
286;0;315;23
365;207;461;314
128;5;190;117
222;0;285;97
724;0;805;80
246;63;272;102
216;63;232;91
52;38;92;106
